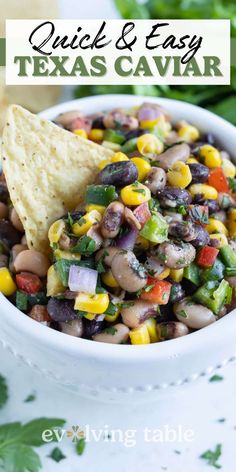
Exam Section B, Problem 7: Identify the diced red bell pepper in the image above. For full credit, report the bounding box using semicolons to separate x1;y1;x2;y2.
16;272;42;294
208;167;229;193
140;277;172;304
133;202;151;227
196;246;219;268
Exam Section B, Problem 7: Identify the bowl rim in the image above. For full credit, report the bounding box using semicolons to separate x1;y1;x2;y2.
2;93;236;360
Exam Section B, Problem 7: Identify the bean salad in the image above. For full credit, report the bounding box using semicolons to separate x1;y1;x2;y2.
1;101;236;344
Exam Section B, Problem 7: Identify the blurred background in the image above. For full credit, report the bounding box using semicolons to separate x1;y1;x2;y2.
0;0;235;129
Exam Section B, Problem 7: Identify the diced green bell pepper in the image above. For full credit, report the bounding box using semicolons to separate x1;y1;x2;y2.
220;246;236;268
184;263;201;285
16;291;28;311
85;185;116;206
121;137;138;154
104;129;126;144
224;267;236;277
193;279;232;314
140;212;168;244
201;258;225;283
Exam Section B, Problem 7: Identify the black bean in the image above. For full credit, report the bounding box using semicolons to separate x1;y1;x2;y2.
193;196;219;214
203;132;216;145
98;161;138;187
188;163;209;184
169;283;185;303
124;128;148;140
158;187;192;208
0;220;21;249
0;184;9;204
92;115;106;129
168;221;197;242
190;225;210;247
62;211;85;223
83;318;104;339
47;299;77;322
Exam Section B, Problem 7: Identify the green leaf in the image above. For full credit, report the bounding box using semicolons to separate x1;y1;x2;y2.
114;0;150;19
19;418;65;447
48;447;66;463
0;375;8;410
24;394;36;403
76;438;86;456
72;236;96;256
0;444;41;472
200;443;222;469
209;374;224;382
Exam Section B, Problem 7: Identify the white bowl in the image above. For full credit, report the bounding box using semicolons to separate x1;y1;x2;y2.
1;94;236;402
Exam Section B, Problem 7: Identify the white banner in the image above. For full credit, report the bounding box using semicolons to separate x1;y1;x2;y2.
5;19;231;85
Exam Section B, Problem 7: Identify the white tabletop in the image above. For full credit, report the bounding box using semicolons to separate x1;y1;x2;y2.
1;344;235;471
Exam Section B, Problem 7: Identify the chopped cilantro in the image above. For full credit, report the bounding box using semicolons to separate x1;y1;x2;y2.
0;375;8;409
76;437;86;456
49;447;66;463
72;236;96;256
24;393;36;403
104;326;118;335
200;444;222;469
209;374;224;382
176;310;187;318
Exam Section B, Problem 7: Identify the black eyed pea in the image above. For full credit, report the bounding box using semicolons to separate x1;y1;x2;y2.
157;321;189;340
174;298;216;329
87;224;103;250
92;323;130;344
156;143;190;170
121;300;158;329
96;246;121;267
55;110;82;127
14;249;51;277
158;187;192;208
9;208;24;232
111;250;147;292
103;110;138;130
189;225;210;248
98;161;138;187
59;319;84;337
100;202;124;239
157;241;196;269
144;167;166;194
0;202;8;219
10;244;28;272
144;256;168;279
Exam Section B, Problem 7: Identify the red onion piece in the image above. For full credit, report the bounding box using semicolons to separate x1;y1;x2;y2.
138;105;163;122
116;227;138;251
68;265;98;294
133;202;151;227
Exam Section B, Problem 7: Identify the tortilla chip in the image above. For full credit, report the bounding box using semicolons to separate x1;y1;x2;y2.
2;105;113;254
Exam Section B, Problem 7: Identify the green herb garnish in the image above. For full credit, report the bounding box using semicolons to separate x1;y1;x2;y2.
0;375;8;409
76;437;86;456
209;374;224;382
24;393;36;403
49;447;66;463
72;236;96;256
200;444;222;469
104;326;118;335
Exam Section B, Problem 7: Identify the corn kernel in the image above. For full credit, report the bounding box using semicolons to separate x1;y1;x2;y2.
47;265;64;296
121;182;151;206
73;129;88;139
74;292;109;314
84;312;97;320
209;233;228;248
206;218;228;236
129;324;150;345
54;249;81;261
85;203;106;215
88;129;104;142
135;235;150;251
187;157;198;164
130;157;151;181
140;118;161;129
169;268;184;283
72;210;101;236
221;158;236;179
105;306;120;323
199;145;221;168
178;125;200;143
48;219;66;245
157;267;170;280
167;161;192;189
98;159;112;170
137;133;164;155
228;209;236;238
0;268;16;296
102;269;119;288
102;141;121;151
112;152;129;163
189;183;218;200
144;318;160;343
